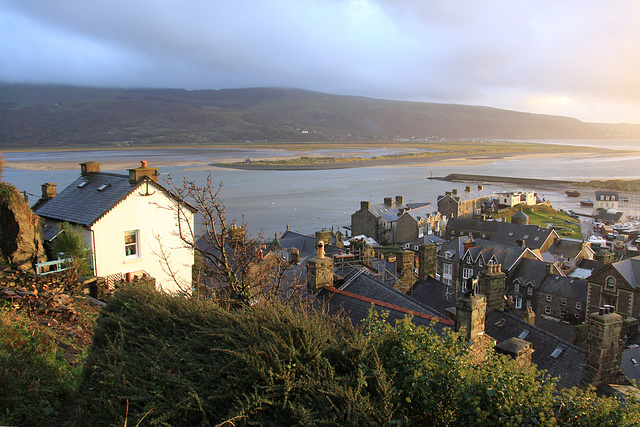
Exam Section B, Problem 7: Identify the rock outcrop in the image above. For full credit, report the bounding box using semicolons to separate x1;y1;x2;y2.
0;183;46;273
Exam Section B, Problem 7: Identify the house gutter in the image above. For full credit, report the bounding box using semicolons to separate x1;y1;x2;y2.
91;228;98;276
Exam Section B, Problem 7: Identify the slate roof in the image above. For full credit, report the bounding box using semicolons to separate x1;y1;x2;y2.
277;230;342;262
594;208;625;224
446;218;500;235
34;172;194;226
613;255;640;289
508;258;551;289
410;277;464;318
485;310;587;389
490;223;557;250
547;239;585;259
538;275;589;302
595;191;619;201
620;347;640;384
405;235;446;248
316;271;453;333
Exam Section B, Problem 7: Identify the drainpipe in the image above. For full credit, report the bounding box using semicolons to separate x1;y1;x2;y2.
91;228;98;276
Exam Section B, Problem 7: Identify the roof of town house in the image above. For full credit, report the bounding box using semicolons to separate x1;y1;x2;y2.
466;238;537;271
277;229;342;262
546;239;587;259
507;257;551;289
438;188;494;203
594;208;625;224
405;235;447;247
365;200;431;223
489;223;557;250
612;255;640;289
410;276;465;318
621;347;640;384
538;275;589;302
446;218;501;235
485;310;587;389
404;204;436;222
316;271;452;332
595;190;619;200
33;172;195;226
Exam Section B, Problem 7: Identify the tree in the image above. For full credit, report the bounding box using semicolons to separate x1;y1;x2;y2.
162;175;302;306
51;221;93;281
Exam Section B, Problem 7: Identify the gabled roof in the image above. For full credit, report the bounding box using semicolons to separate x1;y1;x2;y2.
490;223;557;250
547;239;585;259
34;172;195;226
485;310;587;389
508;258;551;289
446;218;500;235
316;271;452;332
613;255;640;289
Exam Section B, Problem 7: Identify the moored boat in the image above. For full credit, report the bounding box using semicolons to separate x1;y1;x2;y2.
580;199;594;207
565;190;581;197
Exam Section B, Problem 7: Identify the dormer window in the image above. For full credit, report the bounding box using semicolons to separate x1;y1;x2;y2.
445;251;452;260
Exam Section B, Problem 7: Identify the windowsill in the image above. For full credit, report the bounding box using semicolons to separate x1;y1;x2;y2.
124;256;143;264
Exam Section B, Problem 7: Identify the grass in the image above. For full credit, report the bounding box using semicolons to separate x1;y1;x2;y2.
491;204;582;239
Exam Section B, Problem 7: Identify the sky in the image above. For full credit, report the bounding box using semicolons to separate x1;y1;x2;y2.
1;0;640;124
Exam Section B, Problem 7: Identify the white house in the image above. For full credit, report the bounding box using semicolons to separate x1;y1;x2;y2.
33;161;196;293
593;190;619;214
495;190;537;207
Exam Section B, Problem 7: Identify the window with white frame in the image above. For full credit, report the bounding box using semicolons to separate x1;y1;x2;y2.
514;283;520;293
546;294;552;302
560;310;566;318
443;263;452;277
545;305;551;314
463;267;473;280
527;286;533;296
124;230;139;257
576;302;582;310
561;298;567;306
515;298;522;309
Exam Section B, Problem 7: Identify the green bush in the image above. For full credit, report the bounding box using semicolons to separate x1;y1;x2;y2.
0;307;80;426
77;284;640;426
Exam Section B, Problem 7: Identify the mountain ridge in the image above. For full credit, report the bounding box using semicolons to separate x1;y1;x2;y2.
0;84;637;149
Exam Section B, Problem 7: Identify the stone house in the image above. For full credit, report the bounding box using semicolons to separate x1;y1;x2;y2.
536;275;589;323
437;185;494;220
33;161;196;293
436;237;541;289
351;196;436;244
586;255;640;337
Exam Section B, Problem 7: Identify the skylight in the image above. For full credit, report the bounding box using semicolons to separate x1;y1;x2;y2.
550;347;564;358
518;330;529;340
77;181;89;188
494;318;506;327
97;183;111;192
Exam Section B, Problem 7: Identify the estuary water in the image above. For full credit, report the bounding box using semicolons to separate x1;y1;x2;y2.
3;139;640;238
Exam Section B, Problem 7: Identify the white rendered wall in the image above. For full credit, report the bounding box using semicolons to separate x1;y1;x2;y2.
90;186;194;293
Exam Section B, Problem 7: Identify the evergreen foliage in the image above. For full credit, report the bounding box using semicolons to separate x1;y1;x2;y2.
51;221;93;280
78;284;640;426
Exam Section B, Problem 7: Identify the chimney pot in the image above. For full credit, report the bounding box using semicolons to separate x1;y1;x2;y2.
141;160;147;167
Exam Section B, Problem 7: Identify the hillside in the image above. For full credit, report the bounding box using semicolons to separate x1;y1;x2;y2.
0;84;631;149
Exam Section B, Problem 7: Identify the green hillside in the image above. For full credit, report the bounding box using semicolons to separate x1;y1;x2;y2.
0;84;622;149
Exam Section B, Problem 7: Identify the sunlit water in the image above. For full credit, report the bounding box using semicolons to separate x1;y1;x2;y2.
3;139;640;237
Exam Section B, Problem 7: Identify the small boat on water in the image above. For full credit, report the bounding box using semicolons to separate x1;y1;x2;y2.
580;199;594;207
565;190;581;197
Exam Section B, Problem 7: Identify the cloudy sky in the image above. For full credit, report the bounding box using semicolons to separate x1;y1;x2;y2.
1;0;639;123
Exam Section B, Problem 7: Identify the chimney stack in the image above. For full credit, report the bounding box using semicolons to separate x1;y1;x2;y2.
128;160;159;183
361;201;371;211
585;307;623;387
384;197;393;206
395;195;404;206
522;307;535;326
41;183;57;200
478;263;506;314
452;189;458;195
455;293;486;341
80;161;100;177
465;185;471;192
463;238;474;252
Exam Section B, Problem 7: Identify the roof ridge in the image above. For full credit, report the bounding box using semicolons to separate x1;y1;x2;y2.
324;286;455;326
499;310;585;353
